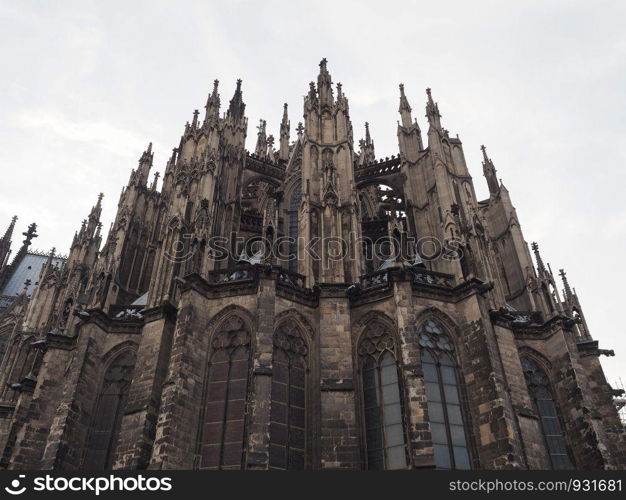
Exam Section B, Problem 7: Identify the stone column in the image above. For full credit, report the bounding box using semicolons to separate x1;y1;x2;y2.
391;274;436;468
149;291;206;469
113;303;176;469
458;295;525;469
318;284;359;469
245;269;276;469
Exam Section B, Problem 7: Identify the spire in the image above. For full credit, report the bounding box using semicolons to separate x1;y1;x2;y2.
39;246;57;283
255;119;267;156
191;109;199;128
2;216;17;241
89;192;103;224
279;103;290;162
398;83;413;127
559;268;573;299
359;122;376;165
531;242;547;276
227;79;246;120
151;171;160;191
136;142;153;186
425;87;442;130
481;145;499;195
0;216;17;268
296;121;304;138
139;142;153;164
317;58;334;107
307;81;318;108
204;79;220;123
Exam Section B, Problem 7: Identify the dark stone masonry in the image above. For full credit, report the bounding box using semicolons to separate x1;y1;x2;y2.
0;60;623;470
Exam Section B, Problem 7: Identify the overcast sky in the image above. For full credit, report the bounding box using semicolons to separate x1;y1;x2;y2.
0;0;624;385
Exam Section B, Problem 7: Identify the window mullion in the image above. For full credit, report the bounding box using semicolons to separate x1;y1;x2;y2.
285;354;292;469
218;350;233;470
377;361;388;469
436;360;455;469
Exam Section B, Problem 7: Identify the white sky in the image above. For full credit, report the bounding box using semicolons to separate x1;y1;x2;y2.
1;0;624;385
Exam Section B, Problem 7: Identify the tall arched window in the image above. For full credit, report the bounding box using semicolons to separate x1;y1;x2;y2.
419;319;471;469
269;322;307;469
198;316;251;470
83;349;136;470
521;357;572;469
358;321;408;470
288;183;302;273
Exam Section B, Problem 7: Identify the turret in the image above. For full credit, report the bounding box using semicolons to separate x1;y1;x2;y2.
299;59;362;284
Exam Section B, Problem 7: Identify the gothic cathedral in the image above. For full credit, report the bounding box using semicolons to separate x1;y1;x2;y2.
0;60;623;470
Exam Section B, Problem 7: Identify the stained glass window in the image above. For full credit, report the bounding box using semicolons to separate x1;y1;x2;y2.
521;357;572;470
83;349;136;470
419;319;471;469
269;322;307;469
358;322;408;470
198;316;250;470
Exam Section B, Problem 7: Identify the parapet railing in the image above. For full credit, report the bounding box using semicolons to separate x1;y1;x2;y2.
208;265;258;284
411;268;455;288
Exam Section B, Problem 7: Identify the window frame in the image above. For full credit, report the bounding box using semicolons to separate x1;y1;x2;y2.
269;320;309;470
521;356;574;470
195;315;253;470
419;318;472;470
82;346;137;470
356;320;410;470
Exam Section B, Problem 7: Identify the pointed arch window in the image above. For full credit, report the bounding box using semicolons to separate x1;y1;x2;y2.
198;316;251;470
288;183;302;273
358;322;408;470
269;322;307;469
83;349;136;470
521;357;572;470
419;320;471;469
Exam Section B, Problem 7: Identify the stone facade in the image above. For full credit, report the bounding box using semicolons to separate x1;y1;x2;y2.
0;60;623;470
